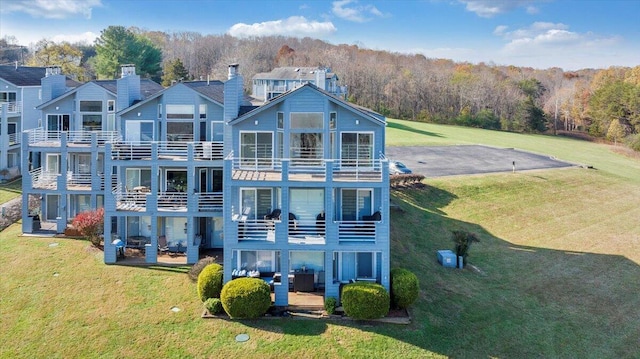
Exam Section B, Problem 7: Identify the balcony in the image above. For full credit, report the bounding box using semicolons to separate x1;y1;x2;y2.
232;215;379;244
230;156;385;183
197;192;223;212
337;220;378;242
7;132;19;145
110;141;223;161
0;101;22;114
112;185;222;213
26;128;120;147
29;168;58;190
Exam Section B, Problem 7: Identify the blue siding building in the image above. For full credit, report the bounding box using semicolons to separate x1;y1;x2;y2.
21;63;389;305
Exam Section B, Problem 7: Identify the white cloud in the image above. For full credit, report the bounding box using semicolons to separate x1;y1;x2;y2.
228;16;337;38
332;0;387;23
51;31;99;44
459;0;537;18
1;0;102;19
492;22;628;70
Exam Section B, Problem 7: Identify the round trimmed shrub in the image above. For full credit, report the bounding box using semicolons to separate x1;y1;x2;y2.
324;297;337;315
197;263;224;302
204;298;224;315
189;256;218;282
341;282;389;319
390;268;419;309
220;277;271;319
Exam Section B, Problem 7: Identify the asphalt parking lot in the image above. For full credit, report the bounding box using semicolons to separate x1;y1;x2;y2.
386;145;575;177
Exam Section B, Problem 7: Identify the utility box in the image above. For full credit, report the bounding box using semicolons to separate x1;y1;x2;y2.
437;250;457;268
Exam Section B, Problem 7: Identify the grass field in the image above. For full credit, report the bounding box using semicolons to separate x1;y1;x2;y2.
1;120;639;358
0;178;21;204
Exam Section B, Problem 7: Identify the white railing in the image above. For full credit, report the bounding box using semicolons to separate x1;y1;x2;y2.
197;192;223;211
66;172;93;187
337;220;377;242
7;133;19;144
233;157;282;171
111;141;224;160
29;167;58;188
157;192;188;210
26;128;120;146
113;184;149;210
236;219;273;241
0;101;22;113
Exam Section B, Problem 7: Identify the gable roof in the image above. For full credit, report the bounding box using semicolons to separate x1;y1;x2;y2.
0;65;80;88
253;67;336;81
0;66;45;86
36;78;163;110
117;80;226;115
181;80;225;104
230;83;383;125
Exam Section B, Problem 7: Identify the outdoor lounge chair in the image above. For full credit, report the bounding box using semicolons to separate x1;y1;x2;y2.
158;235;168;252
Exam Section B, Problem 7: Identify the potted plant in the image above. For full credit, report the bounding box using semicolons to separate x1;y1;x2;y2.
451;230;480;267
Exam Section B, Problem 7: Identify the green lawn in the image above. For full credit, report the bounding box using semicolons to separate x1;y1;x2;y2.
1;121;640;358
0;178;21;204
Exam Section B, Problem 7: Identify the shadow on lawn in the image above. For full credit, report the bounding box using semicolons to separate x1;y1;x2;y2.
387;121;444;138
239;184;640;358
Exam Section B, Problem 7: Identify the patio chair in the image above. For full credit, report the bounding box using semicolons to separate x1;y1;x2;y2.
158;235;168;252
264;209;281;230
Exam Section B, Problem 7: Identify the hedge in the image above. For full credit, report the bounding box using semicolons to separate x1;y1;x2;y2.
197;263;224;302
390;267;419;309
220;277;271;319
341;282;389;319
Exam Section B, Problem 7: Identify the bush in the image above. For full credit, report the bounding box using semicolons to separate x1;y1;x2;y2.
197;263;224;302
220;277;271;319
324;297;337;315
189;256;218;282
71;208;104;247
341;282;389;319
451;230;480;266
203;298;224;315
390;268;419;309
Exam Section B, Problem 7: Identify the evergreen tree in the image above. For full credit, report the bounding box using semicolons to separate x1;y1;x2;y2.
161;58;190;87
93;26;162;80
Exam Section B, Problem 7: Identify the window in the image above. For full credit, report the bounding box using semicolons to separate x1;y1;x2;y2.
80;101;102;112
333;252;377;282
46;114;70;131
340;189;372;221
240;188;273;220
211;121;224;141
125;168;152;189
240;131;273;168
165;170;187;192
82;115;102;131
290;133;322;163
0;92;17;102
125;121;154;142
199;104;207;119
7;122;17;135
277;112;284;129
237;250;280;272
157;104;162;119
329;112;337;129
166;104;194;119
290;113;323;129
107;100;115;112
341;132;373;167
7;152;18;167
106;114;116;132
167;122;194;142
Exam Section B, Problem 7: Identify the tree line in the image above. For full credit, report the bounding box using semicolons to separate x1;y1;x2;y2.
2;26;639;150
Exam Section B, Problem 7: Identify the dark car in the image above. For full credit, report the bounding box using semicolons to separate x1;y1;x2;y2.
389;161;412;175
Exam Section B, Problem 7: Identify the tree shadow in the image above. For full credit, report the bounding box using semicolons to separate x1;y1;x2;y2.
387;121;444;138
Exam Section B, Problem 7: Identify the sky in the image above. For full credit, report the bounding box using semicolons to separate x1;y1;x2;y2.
1;0;639;71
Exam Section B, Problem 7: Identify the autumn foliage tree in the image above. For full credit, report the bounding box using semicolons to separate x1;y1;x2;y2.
72;208;104;247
